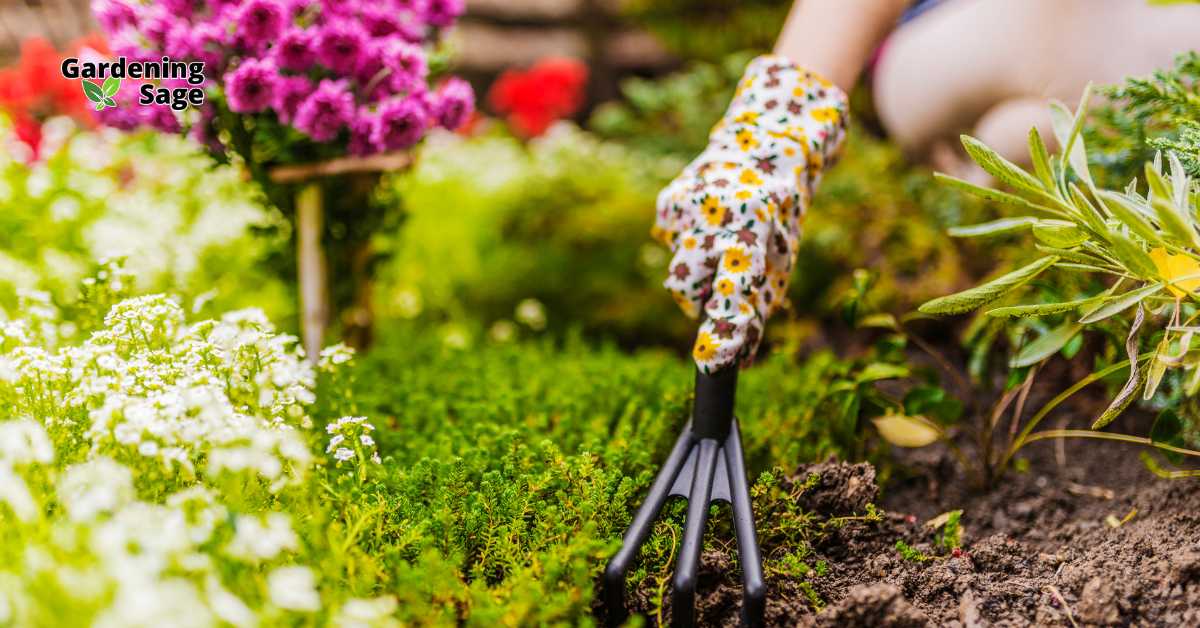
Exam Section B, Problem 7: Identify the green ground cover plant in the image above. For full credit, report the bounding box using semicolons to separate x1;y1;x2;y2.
309;325;910;623
0;258;913;625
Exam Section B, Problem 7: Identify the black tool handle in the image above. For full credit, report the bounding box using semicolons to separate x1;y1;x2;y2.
692;367;737;440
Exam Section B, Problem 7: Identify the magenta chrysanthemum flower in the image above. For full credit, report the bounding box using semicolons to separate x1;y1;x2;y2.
424;0;464;27
91;0;139;33
293;79;354;141
139;7;175;47
380;40;428;95
370;97;427;152
275;28;316;72
273;75;313;124
432;77;474;130
141;106;183;134
315;21;366;74
224;58;279;113
360;5;403;37
236;0;287;48
347;108;377;156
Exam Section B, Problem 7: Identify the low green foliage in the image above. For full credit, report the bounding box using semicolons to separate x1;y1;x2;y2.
934;510;964;551
894;540;931;563
302;323;904;623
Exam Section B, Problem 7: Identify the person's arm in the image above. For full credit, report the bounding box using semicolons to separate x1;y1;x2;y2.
774;0;909;92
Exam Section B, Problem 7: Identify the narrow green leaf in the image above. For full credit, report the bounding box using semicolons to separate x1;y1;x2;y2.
933;173;1060;215
1093;305;1145;429
959;135;1046;195
987;296;1099;318
1049;88;1094;188
1067;182;1107;235
1145;161;1172;201
102;76;122;97
1032;220;1088;248
1034;245;1111;266
81;79;105;103
1104;229;1158;278
856;363;910;383
1028;126;1055;190
1151;193;1200;249
918;256;1059;315
1010;321;1083;368
947;217;1036;238
1168;152;1189;206
1078;283;1162;324
1096;190;1163;245
1144;334;1171;401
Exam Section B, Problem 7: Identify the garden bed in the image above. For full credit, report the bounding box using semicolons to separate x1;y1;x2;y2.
617;432;1200;626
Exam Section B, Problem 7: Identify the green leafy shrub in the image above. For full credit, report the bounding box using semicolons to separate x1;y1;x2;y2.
301;318;919;623
915;89;1200;480
620;0;790;62
590;53;752;158
377;125;690;348
1087;51;1200;185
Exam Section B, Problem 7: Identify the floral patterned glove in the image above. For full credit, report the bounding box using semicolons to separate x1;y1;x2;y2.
653;55;849;374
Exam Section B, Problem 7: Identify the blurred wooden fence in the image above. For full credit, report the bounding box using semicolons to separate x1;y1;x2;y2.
0;0;94;59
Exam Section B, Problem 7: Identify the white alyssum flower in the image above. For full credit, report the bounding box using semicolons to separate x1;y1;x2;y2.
57;457;135;522
205;576;256;628
325;417;381;469
334;596;401;628
267;566;321;612
226;512;299;562
0;418;53;465
0;466;37;521
318;343;355;372
93;576;214;628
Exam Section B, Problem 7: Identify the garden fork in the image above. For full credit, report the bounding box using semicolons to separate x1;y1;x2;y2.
603;366;765;628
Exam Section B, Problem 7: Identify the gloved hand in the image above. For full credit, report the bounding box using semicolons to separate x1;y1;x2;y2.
653;55;849;374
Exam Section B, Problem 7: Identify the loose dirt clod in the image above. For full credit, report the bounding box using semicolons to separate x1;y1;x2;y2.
618;433;1200;626
806;583;930;627
788;457;878;516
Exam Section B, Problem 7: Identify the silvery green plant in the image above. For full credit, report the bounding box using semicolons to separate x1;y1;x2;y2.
912;87;1200;475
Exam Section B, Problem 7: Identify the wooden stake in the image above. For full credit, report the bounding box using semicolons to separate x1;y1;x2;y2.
296;183;328;364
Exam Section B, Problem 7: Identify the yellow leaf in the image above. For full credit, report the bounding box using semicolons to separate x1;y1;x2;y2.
872;414;941;448
1150;247;1200;297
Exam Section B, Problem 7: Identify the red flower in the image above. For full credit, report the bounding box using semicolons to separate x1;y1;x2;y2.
0;35;110;159
487;57;588;137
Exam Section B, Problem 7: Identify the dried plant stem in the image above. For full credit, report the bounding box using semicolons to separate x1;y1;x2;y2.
1001;354;1153;470
1022;429;1200;458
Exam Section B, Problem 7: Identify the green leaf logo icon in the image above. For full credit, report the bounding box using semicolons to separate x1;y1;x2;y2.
102;77;121;98
82;79;119;110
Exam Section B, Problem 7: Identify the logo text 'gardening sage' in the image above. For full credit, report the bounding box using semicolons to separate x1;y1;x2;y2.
61;56;206;111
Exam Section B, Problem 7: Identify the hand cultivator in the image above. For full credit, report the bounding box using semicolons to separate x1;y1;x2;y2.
604;367;765;627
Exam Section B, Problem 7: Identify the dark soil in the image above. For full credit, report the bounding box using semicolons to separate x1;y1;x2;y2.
615;429;1200;626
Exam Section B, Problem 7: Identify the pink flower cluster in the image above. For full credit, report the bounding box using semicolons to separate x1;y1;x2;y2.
91;0;473;155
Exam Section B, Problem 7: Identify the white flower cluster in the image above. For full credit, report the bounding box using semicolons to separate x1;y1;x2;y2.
326;416;382;468
0;281;382;625
3;294;320;490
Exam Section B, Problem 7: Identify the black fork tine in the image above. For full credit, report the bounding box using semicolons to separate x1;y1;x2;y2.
603;367;765;627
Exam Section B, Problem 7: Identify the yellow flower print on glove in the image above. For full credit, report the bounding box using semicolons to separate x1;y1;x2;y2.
653;55;849;374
